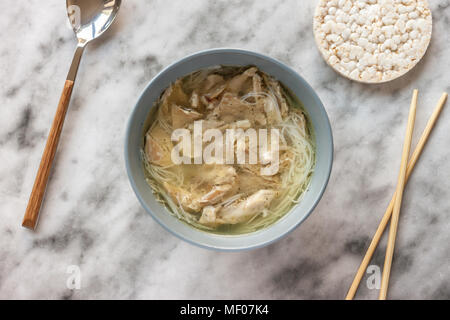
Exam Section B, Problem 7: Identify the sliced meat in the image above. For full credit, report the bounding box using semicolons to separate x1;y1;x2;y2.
158;80;190;121
205;165;236;185
171;105;202;129
202;74;226;100
205;85;226;100
263;95;283;124
191;165;237;188
201;95;220;110
213;93;266;125
203;74;225;91
145;124;173;167
242;73;281;124
199;206;220;226
199;184;233;205
227;67;257;94
237;171;280;195
164;165;237;212
195;166;237;206
218;190;277;224
163;182;202;212
263;75;289;118
161;80;189;106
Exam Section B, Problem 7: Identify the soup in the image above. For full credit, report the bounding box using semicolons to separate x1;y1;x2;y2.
142;66;315;234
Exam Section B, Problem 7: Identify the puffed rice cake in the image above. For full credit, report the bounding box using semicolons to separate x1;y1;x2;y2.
313;0;432;83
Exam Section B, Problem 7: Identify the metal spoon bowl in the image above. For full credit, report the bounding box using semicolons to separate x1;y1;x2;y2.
22;0;121;230
66;0;121;81
67;0;121;45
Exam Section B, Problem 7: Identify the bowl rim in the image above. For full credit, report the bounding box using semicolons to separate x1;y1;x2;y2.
125;48;334;251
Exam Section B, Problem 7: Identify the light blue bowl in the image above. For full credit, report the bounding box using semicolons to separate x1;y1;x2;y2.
125;49;333;251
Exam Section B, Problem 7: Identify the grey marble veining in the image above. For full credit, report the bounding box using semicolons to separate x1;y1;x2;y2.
1;0;449;299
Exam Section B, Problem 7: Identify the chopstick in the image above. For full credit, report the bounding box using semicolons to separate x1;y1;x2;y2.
378;89;418;299
379;89;419;300
345;91;448;300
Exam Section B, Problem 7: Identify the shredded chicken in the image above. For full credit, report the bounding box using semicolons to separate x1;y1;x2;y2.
203;74;225;91
218;190;277;224
163;165;237;212
227;67;257;93
161;80;189;106
199;206;220;226
163;182;202;212
213;93;266;125
145;124;173;167
263;74;289;117
144;66;313;230
171;105;202;129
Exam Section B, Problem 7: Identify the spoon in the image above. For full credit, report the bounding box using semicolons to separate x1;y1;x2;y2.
22;0;121;230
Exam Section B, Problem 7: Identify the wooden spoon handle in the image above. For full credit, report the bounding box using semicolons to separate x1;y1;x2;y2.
22;80;74;230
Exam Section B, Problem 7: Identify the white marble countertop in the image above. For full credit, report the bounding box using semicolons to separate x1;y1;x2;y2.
1;0;449;299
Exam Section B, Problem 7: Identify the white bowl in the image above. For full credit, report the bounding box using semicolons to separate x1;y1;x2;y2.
125;49;333;251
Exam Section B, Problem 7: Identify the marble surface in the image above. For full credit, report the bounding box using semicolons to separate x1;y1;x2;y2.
1;0;449;300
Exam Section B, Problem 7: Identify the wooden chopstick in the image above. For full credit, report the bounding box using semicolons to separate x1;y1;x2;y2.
345;92;448;300
378;89;418;299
